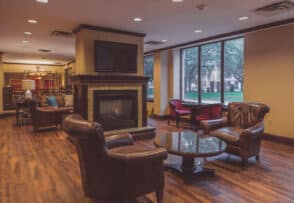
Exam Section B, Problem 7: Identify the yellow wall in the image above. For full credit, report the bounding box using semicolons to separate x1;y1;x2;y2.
0;63;65;112
3;63;65;87
244;24;294;138
153;52;162;115
150;50;174;116
0;54;3;113
75;29;144;75
3;63;64;73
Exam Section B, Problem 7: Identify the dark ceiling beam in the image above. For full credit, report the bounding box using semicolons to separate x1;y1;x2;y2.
73;24;146;37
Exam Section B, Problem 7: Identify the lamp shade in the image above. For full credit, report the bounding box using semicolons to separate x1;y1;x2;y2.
22;80;35;90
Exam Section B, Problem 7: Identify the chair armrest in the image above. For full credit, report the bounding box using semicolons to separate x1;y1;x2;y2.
105;133;134;149
240;122;264;139
107;147;167;164
200;117;227;134
239;122;264;157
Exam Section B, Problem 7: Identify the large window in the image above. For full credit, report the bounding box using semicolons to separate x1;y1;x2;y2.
181;37;244;104
144;55;154;99
201;42;221;103
224;38;244;104
182;47;198;101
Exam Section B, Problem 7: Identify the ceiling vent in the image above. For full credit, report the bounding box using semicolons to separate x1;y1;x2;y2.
51;30;74;38
144;41;165;45
254;0;294;17
38;49;51;53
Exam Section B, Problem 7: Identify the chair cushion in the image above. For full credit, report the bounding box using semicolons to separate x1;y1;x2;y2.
64;95;73;107
195;106;210;121
56;95;65;107
210;104;222;119
210;127;243;145
47;96;58;107
39;96;48;107
175;109;190;115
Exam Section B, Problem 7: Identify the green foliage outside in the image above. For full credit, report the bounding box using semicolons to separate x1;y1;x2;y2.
183;91;243;103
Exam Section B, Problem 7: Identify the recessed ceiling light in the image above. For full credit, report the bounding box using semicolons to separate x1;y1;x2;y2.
27;19;38;24
133;17;143;22
35;0;48;4
24;32;32;35
194;29;203;33
161;40;168;43
172;0;184;2
239;16;249;21
22;40;29;43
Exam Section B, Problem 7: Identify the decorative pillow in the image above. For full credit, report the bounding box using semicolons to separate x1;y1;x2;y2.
56;95;65;107
64;95;73;107
39;96;48;107
47;96;58;107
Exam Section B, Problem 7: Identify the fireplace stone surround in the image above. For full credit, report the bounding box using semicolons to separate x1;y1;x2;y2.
72;74;155;139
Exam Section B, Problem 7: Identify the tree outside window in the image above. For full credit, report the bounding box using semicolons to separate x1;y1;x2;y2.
181;37;244;104
144;55;154;99
224;38;244;104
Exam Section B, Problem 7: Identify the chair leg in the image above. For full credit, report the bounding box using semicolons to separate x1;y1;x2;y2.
167;118;170;125
256;154;260;161
176;115;179;128
156;189;163;203
242;156;248;169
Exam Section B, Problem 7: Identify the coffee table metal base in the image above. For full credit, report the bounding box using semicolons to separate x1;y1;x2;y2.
165;156;215;178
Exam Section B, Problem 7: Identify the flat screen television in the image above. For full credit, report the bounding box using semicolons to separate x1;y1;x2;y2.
94;40;137;73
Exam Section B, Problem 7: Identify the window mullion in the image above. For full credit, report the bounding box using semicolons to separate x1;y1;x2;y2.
198;46;202;104
221;41;225;104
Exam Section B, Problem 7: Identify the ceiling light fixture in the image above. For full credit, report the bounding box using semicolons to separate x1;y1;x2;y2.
133;17;143;22
35;0;48;4
161;40;168;43
194;29;203;33
172;0;184;2
27;19;38;24
24;32;32;35
239;16;249;21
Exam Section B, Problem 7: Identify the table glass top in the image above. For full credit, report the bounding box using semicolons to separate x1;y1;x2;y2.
154;130;226;156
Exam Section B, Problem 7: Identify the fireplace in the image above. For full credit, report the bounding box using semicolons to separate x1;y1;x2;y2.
93;90;138;131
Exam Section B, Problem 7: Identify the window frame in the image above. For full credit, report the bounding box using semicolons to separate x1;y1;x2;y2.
180;37;244;105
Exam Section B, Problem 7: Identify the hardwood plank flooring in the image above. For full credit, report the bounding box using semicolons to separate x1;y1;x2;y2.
0;116;293;203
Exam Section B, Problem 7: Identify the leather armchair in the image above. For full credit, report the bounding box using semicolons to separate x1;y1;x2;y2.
200;102;270;168
62;114;167;203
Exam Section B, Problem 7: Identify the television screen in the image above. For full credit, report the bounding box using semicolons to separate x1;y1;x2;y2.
94;40;137;73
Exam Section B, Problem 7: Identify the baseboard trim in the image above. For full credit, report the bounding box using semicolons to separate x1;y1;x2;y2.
151;114;170;120
264;133;294;146
0;112;15;119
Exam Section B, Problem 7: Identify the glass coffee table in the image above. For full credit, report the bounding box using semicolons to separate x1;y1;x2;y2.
154;130;226;178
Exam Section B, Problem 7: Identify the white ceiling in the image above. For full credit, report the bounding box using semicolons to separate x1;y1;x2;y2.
0;0;294;65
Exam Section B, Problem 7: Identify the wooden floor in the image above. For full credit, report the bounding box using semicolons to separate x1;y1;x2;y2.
0;116;293;203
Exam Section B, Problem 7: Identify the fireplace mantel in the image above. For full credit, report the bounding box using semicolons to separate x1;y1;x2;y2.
72;74;149;133
72;74;149;84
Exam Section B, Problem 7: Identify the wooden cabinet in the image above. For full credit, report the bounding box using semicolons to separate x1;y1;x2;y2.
3;87;14;110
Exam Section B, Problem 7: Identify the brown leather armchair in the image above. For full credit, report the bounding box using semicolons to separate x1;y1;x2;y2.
200;102;270;169
62;114;167;203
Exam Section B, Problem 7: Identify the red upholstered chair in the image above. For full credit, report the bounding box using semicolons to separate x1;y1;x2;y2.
194;105;210;123
168;99;191;128
194;104;222;127
210;104;222;119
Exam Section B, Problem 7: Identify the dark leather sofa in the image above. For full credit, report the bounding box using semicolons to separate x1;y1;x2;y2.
62;114;167;203
200;102;270;168
29;100;72;132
